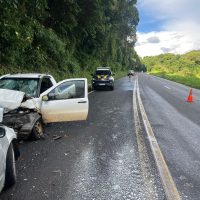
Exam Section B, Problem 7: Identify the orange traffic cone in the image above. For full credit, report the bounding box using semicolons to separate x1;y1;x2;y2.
187;88;193;103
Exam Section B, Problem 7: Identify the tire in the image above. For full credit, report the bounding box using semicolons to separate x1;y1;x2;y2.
110;85;114;90
5;143;16;188
29;118;44;140
13;140;20;160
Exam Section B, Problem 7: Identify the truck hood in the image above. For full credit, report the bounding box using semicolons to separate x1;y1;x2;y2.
0;89;41;113
0;89;25;112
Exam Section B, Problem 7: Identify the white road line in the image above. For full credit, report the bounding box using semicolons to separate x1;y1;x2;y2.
88;91;94;94
136;77;181;200
164;86;171;90
133;80;157;199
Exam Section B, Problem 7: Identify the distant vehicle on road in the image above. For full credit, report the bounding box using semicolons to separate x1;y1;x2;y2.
91;67;115;90
0;74;89;140
0;108;19;192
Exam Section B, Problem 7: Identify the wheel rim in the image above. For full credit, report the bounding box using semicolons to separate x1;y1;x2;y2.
35;121;43;137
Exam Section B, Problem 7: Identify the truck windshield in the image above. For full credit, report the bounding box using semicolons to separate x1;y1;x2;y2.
0;78;39;97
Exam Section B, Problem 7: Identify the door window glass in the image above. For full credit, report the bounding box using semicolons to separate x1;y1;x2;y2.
48;80;85;100
40;78;53;94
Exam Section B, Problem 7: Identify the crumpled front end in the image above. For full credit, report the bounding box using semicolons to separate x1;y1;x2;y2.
0;89;42;139
3;109;41;139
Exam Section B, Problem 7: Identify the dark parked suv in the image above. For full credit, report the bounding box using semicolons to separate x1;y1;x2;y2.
91;67;115;90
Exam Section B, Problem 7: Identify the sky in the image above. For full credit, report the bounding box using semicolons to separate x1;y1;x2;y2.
135;0;200;57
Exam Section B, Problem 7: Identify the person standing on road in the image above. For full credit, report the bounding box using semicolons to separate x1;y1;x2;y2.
128;72;132;81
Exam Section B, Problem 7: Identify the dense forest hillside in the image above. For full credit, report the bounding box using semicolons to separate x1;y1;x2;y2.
142;50;200;88
0;0;141;80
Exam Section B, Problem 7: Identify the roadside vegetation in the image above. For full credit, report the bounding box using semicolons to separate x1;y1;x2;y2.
0;0;142;81
142;50;200;89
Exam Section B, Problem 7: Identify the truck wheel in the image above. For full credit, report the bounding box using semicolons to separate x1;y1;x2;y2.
5;143;16;188
30;118;44;140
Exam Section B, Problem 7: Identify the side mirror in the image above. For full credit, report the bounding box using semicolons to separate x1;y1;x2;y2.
0;127;6;138
42;95;49;101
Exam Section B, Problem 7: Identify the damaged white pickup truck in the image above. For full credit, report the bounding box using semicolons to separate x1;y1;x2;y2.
0;74;89;140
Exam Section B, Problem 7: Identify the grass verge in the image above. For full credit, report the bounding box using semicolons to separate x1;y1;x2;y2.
150;72;200;89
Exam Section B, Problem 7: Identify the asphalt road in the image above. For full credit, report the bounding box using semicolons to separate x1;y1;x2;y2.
138;73;200;200
0;77;165;200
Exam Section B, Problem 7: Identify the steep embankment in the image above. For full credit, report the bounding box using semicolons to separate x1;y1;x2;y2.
0;0;141;81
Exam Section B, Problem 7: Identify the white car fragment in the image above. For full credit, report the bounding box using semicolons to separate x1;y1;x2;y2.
0;109;19;192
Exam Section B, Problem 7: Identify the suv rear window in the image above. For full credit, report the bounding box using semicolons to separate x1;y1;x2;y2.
0;78;39;97
95;70;111;75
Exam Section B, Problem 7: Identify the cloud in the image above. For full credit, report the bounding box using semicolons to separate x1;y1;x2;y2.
136;0;200;57
161;47;173;54
135;31;197;57
147;36;160;43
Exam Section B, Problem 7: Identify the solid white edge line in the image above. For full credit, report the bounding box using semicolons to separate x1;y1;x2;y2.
88;91;94;94
133;79;156;199
136;77;181;200
164;86;171;90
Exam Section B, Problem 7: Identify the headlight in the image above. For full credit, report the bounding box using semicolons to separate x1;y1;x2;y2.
108;77;113;80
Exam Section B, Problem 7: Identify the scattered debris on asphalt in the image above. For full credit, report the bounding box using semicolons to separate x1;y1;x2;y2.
52;135;62;140
52;170;62;176
64;134;68;138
